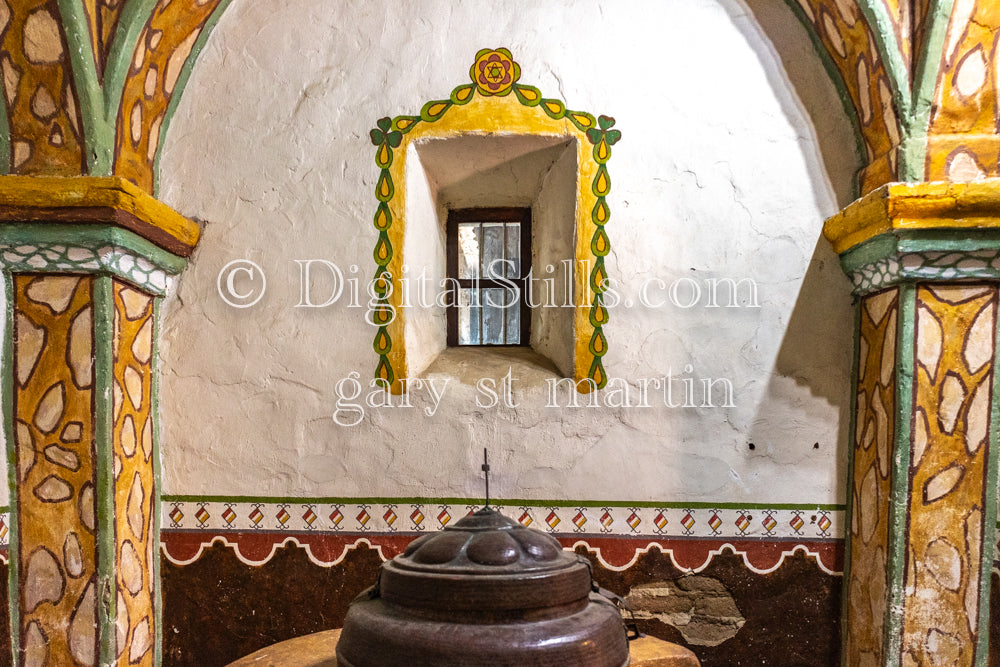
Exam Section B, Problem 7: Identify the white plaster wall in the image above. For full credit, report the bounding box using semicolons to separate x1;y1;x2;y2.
157;0;859;503
531;141;577;377
402;145;445;377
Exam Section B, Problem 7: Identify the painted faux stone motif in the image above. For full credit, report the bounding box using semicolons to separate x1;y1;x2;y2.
14;275;97;666
900;284;997;665
470;48;520;96
845;288;897;665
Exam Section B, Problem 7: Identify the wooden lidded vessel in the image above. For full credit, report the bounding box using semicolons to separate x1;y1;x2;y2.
337;507;630;666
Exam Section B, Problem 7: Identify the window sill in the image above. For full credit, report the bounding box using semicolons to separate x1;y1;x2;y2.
420;346;563;388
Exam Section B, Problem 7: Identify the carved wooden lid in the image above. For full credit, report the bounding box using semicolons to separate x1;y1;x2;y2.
379;508;592;612
338;507;630;666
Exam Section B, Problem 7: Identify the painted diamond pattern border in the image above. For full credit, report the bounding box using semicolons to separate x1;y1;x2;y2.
159;501;843;540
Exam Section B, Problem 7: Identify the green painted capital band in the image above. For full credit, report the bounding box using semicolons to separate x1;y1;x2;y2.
840;229;1000;295
0;223;190;291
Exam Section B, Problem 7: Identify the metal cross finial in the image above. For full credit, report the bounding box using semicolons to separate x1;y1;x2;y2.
482;448;490;508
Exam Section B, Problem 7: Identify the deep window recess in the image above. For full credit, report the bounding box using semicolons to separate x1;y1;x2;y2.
447;208;531;346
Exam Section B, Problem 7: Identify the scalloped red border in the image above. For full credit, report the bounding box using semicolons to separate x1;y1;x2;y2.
160;531;843;575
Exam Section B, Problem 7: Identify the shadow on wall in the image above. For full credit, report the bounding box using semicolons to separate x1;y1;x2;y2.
750;234;854;501
719;0;860;499
726;0;863;210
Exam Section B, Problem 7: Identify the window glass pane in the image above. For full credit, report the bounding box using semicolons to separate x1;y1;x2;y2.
458;224;480;279
458;288;481;345
505;223;521;278
482;223;505;279
505;286;521;344
482;288;505;344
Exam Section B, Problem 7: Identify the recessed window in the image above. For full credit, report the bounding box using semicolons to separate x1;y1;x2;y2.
446;208;531;346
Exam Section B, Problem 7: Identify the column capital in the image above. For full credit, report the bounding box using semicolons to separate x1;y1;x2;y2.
0;176;200;294
824;180;1000;295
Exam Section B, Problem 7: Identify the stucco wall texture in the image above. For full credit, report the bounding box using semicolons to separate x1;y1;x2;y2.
154;0;860;505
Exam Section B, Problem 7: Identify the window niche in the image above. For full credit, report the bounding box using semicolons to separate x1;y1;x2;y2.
404;134;577;377
367;49;619;393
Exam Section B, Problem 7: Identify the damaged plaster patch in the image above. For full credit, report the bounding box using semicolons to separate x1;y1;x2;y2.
625;575;745;646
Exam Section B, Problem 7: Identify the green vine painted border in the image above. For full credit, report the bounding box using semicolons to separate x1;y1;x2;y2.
369;48;619;389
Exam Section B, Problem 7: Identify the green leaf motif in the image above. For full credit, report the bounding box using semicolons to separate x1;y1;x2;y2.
592;198;610;226
450;83;476;105
592;164;610;197
392;116;422;134
374;231;393;266
591;226;610;256
590;260;608;293
589;298;609;327
589;327;608;357
376;356;395;385
420;99;453;123
566;111;596;133
374;327;392;354
375;170;394;202
513;84;542;107
588;356;607;389
540;98;566;120
373;203;392;231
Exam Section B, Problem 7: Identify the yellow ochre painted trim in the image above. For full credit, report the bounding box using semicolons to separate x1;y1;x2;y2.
824;180;1000;254
0;176;200;249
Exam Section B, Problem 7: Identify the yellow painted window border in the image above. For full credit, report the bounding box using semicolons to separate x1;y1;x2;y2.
369;49;619;392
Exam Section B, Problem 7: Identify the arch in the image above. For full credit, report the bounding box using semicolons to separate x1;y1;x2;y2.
368;48;619;391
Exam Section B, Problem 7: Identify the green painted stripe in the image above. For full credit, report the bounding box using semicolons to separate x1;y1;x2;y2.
92;275;116;665
975;287;1000;662
839;300;862;666
152;0;235;196
151;296;163;667
55;0;113;174
3;273;19;663
897;135;929;183
897;233;1000;253
902;0;956;181
781;0;864;201
841;232;1000;274
101;0;160;124
883;283;915;666
857;0;912;119
840;234;899;274
0;224;188;274
161;528;841;545
0;87;10;175
160;494;845;511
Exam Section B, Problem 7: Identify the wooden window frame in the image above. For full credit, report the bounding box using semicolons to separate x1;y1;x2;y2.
446;207;532;347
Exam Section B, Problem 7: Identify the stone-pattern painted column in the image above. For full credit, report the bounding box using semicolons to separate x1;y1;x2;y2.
111;281;156;665
845;288;897;663
0;176;197;666
825;182;1000;666
14;275;158;666
14;275;97;665
902;284;996;663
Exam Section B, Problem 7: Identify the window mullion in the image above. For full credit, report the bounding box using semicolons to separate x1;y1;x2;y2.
477;222;484;344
